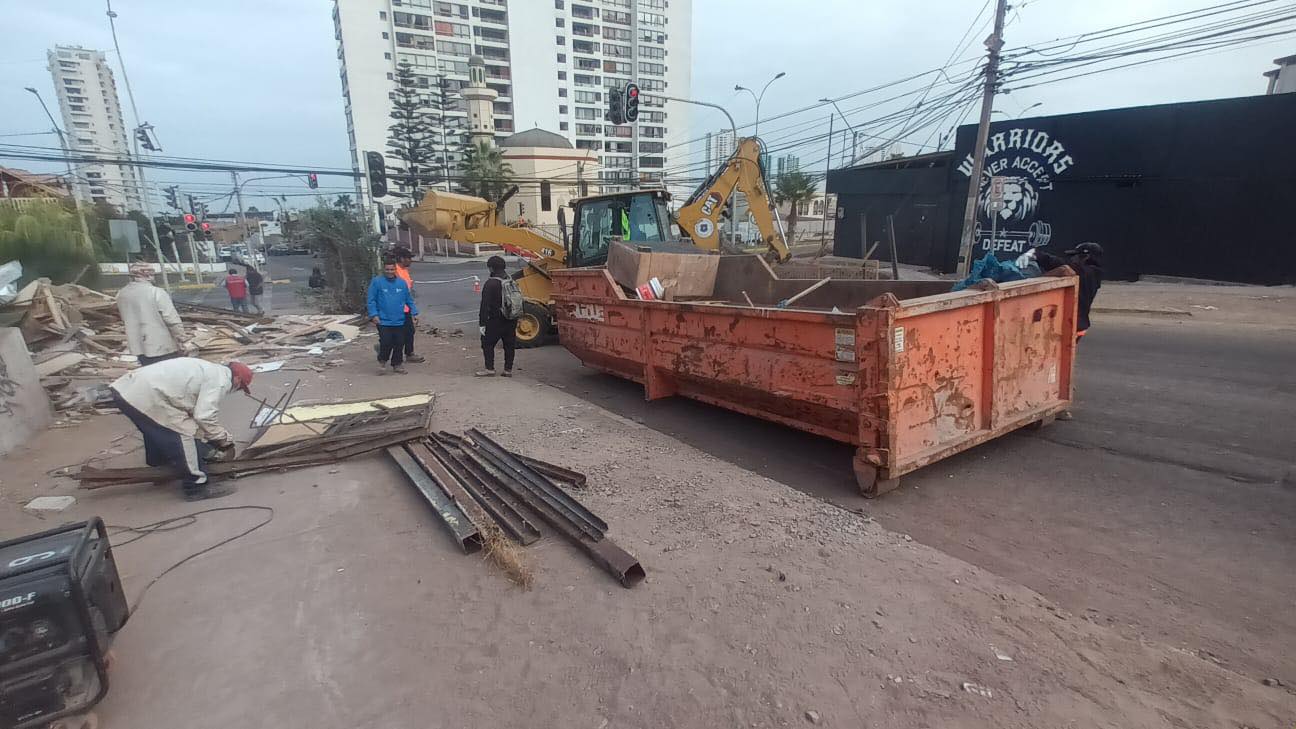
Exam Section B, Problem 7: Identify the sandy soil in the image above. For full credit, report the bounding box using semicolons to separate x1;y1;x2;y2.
0;331;1292;729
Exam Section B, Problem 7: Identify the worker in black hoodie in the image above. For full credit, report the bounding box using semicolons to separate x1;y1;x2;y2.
1035;242;1103;339
476;255;516;377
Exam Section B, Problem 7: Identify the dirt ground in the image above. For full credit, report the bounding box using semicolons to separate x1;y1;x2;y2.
1;327;1293;728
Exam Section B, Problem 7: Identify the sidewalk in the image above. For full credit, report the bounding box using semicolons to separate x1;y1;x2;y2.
1095;280;1295;327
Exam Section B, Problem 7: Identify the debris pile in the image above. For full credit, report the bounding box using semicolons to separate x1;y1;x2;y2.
74;392;641;588
2;278;363;413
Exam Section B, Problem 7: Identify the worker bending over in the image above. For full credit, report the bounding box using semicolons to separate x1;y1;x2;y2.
109;357;254;501
116;261;187;366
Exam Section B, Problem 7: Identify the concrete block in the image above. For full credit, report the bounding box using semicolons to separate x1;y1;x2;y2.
0;327;53;456
25;495;76;512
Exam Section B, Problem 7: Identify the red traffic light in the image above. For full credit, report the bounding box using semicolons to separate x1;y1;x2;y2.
307;172;319;189
628;87;638;98
183;213;197;231
200;222;211;232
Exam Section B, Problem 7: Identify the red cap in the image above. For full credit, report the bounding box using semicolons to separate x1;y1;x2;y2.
228;361;254;393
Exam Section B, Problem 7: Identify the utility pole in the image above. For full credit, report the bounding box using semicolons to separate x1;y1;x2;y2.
186;230;203;284
106;0;170;289
819;113;834;246
955;0;1009;276
23;88;93;254
232;171;256;260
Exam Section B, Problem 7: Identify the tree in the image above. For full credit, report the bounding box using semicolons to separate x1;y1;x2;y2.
298;198;380;314
0;201;100;285
333;194;354;211
458;141;514;201
386;62;449;199
773;170;819;251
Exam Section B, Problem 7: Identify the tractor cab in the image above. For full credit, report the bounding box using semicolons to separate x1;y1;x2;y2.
565;189;678;268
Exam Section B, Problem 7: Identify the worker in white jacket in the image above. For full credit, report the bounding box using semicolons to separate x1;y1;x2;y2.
110;357;255;501
116;261;188;366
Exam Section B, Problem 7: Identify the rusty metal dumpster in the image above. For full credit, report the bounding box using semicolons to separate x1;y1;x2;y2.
551;256;1078;495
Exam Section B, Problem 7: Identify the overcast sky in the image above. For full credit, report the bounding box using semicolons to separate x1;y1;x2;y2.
2;0;1290;210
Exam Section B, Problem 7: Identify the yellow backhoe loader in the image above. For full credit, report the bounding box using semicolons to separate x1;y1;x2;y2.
400;136;789;347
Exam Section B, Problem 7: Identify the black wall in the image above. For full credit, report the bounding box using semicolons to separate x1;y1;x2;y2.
828;156;953;268
829;93;1296;284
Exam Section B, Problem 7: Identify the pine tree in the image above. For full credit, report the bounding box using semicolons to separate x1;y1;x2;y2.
386;63;446;200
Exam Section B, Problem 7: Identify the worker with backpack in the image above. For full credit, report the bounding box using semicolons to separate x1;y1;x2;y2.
476;255;522;377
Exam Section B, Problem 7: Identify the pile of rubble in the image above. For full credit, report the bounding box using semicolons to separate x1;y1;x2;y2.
2;278;364;416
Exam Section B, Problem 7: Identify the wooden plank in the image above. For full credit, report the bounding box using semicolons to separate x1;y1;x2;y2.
35;352;88;377
77;426;428;488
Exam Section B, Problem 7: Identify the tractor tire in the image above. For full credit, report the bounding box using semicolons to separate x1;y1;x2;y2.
515;301;553;348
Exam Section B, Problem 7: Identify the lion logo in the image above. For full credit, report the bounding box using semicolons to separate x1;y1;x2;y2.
980;177;1039;224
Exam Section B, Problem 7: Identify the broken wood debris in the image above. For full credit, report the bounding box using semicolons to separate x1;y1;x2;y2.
3;277;363;414
73;388;635;588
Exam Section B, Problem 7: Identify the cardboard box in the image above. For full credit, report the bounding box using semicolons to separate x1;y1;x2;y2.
606;241;720;300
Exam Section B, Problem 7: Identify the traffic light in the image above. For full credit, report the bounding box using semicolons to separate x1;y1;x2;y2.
134;123;161;151
605;86;626;125
366;151;387;198
200;222;212;241
624;82;640;123
307;172;319;189
187;195;198;214
183;213;197;232
164;186;179;209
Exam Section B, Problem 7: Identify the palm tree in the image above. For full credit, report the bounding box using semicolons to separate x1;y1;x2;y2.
459;141;514;201
773;170;819;250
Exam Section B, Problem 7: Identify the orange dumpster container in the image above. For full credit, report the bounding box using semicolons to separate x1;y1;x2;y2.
552;256;1078;495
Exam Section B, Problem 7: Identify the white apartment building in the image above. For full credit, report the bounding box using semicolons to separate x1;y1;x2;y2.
704;128;734;176
332;0;691;201
46;45;140;211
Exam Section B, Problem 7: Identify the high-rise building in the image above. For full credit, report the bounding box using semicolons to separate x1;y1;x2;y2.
773;154;800;179
46;45;139;210
332;0;691;202
705;128;735;173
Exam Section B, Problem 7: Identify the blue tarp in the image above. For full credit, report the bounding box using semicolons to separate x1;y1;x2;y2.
952;253;1028;291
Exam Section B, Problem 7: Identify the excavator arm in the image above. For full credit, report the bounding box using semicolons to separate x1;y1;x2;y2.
675;137;791;262
400;187;567;346
400;186;566;274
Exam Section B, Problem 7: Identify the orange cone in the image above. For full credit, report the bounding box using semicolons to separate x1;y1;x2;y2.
472;275;481;293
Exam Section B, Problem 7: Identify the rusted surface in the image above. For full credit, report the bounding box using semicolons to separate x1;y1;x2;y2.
552;264;1077;492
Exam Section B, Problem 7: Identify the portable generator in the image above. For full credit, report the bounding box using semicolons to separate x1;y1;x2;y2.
0;519;129;729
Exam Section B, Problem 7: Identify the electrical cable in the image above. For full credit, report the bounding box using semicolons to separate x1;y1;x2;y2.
107;505;275;613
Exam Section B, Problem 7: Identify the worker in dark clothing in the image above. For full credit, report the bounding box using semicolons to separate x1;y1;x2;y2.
245;264;265;315
1035;242;1104;337
1034;242;1103;422
476;255;516;377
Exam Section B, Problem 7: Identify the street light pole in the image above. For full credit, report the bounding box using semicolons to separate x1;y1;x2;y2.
820;97;860;165
734;71;785;139
820;112;834;246
24;87;93;254
992;102;1043;120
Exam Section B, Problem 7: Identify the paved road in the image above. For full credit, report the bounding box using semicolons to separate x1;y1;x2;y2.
174;255;1296;680
404;265;1296;681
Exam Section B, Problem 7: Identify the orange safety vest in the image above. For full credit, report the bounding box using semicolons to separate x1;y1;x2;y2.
396;265;413;314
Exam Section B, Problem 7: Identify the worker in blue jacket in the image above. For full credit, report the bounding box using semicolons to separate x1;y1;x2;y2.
367;258;419;374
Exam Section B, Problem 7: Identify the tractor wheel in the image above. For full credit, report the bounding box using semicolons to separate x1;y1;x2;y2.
515;302;552;348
